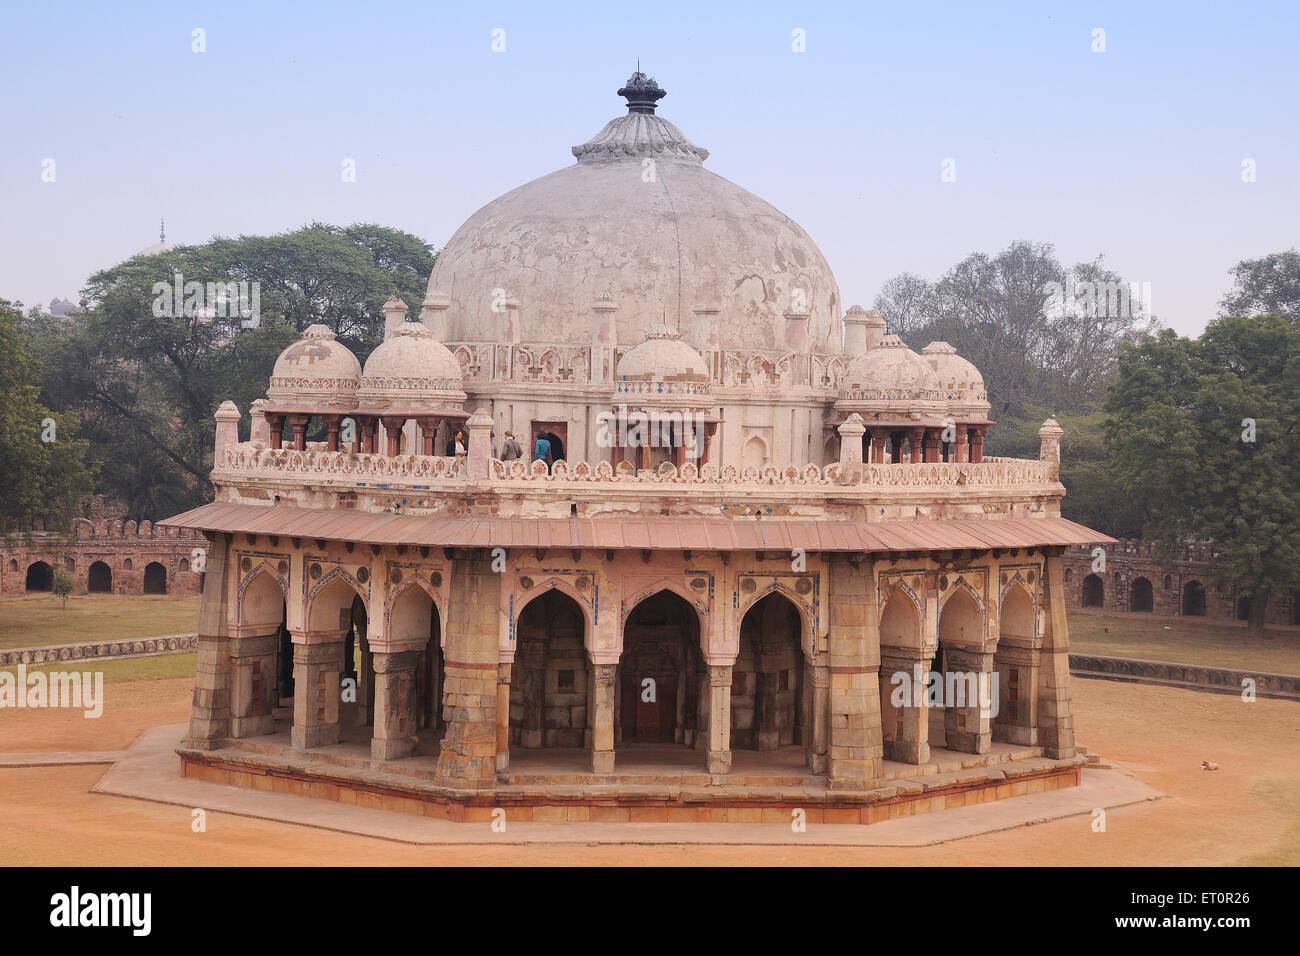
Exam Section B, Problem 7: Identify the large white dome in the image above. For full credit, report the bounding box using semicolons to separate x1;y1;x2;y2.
426;73;842;354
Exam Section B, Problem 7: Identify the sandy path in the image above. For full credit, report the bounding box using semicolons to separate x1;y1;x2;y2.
1;676;1297;865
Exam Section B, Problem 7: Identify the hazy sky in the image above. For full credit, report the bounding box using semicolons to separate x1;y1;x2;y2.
2;0;1297;336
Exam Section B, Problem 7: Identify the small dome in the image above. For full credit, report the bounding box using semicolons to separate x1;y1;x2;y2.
615;324;711;405
358;322;466;406
837;335;945;416
267;324;361;407
922;341;990;415
617;324;709;381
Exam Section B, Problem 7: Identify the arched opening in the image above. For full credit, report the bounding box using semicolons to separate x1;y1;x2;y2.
1063;567;1073;583
343;594;373;728
510;590;589;751
234;570;288;737
387;585;442;745
25;561;53;592
734;592;805;753
179;557;190;572
7;558;17;573
1236;596;1251;621
1163;574;1173;590
617;590;702;754
87;561;112;594
143;562;167;594
878;587;924;760
123;558;133;571
993;584;1036;745
1082;573;1104;607
1182;581;1206;617
63;556;75;571
931;587;983;750
742;434;767;470
1129;577;1153;612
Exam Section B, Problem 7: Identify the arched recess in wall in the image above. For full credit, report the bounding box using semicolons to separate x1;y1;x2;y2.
617;589;704;754
733;591;806;755
510;589;589;752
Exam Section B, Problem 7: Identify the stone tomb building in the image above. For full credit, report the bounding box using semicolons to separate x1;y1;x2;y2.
166;74;1111;824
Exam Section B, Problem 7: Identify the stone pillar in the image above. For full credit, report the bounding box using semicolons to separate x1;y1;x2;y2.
924;428;941;463
214;401;240;464
908;426;924;463
842;305;869;354
434;554;500;788
229;632;277;738
879;648;930;764
592;293;619;383
784;309;810;353
970;426;987;464
591;663;616;773
326;415;341;452
1038;418;1063;479
495;663;512;772
941;646;994;754
288;414;309;451
1038;554;1076;758
381;416;405;457
954;423;968;463
809;659;830;773
836;413;866;485
267;414;285;450
826;558;883;787
466;408;494;479
186;532;232;750
371;649;419;761
705;664;733;774
249;399;271;446
382;293;409;340
291;636;346;749
420;290;451;340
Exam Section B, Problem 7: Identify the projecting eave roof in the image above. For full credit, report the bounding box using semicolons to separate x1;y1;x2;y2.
161;502;1114;553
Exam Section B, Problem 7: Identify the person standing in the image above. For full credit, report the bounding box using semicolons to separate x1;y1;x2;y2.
501;431;522;461
533;430;552;471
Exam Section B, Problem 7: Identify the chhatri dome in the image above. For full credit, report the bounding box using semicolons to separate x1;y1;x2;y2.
427;71;842;353
266;324;361;407
359;319;467;407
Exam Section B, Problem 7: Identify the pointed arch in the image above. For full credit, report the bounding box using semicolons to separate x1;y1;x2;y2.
737;581;816;658
511;576;594;646
879;582;923;648
306;568;367;634
937;583;983;647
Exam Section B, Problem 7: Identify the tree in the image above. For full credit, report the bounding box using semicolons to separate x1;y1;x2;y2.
874;241;1158;419
1219;249;1300;323
0;299;94;531
27;223;435;515
1105;316;1300;632
52;573;74;608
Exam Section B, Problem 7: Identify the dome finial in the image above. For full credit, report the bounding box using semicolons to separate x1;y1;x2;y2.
618;69;667;114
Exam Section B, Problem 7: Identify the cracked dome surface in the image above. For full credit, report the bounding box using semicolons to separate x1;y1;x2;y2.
427;87;841;354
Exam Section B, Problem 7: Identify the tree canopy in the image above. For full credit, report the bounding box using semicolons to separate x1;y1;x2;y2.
1105;314;1300;631
25;222;435;517
0;299;94;531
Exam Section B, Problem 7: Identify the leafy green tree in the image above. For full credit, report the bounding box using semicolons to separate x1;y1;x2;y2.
1105;316;1300;632
0;299;95;531
27;223;435;515
53;573;74;608
1219;249;1300;323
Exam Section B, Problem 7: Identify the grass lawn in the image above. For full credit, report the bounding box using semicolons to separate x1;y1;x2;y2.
1068;608;1300;674
0;593;200;651
0;652;196;683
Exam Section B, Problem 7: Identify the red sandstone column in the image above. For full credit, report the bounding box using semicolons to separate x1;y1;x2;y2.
267;415;285;450
705;664;733;774
288;415;308;451
970;426;986;463
908;427;924;463
954;423;968;463
924;429;941;463
382;417;405;457
326;416;341;452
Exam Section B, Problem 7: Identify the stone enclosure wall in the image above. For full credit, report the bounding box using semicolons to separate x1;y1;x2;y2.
0;519;209;596
1061;540;1299;626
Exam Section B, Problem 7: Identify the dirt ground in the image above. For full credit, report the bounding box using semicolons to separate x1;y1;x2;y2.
1;674;1297;866
1068;608;1300;673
